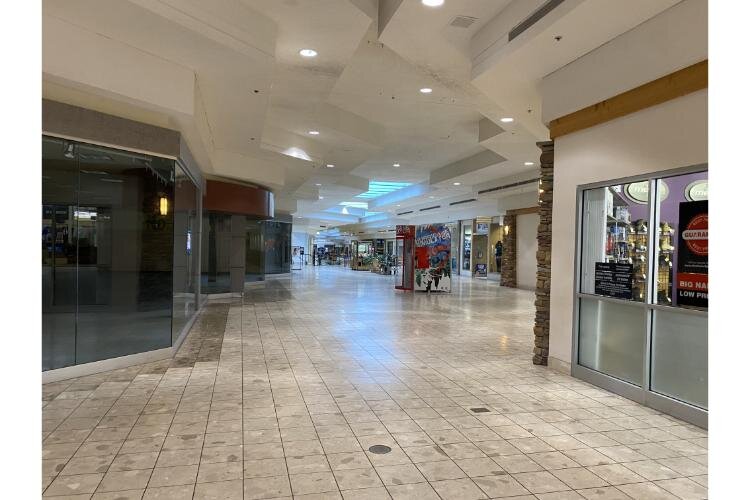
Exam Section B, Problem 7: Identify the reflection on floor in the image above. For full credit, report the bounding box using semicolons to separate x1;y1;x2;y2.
42;266;708;499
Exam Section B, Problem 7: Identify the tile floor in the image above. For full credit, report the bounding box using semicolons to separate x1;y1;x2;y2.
42;266;708;499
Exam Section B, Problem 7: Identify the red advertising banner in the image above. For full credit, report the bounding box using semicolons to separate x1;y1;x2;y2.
396;225;415;238
676;201;708;308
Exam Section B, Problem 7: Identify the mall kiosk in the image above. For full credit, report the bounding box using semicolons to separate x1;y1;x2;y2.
395;225;415;291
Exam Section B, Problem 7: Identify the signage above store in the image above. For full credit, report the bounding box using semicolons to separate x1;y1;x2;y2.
396;225;415;238
685;180;708;201
623;180;669;204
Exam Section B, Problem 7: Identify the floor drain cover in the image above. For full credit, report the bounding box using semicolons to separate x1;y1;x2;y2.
368;445;392;454
470;407;491;413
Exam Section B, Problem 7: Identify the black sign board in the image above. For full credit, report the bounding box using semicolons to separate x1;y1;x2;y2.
594;262;633;299
676;200;708;308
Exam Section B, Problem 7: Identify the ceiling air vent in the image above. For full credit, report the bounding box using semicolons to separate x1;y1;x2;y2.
449;15;477;29
396;210;414;216
449;198;476;206
419;205;441;212
477;178;538;196
508;0;565;42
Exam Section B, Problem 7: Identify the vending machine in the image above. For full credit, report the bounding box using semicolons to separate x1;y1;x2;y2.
395;225;415;291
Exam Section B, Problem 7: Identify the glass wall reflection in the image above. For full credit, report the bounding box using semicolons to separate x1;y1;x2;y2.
246;219;264;282
172;165;199;341
264;221;292;274
42;136;176;370
201;212;232;294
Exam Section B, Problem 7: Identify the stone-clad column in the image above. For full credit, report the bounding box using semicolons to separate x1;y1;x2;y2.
500;215;516;288
533;141;554;365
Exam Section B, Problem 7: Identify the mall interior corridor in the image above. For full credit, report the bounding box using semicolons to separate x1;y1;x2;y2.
42;266;707;500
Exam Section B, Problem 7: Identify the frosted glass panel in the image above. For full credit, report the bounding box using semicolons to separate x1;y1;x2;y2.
651;309;708;409
579;297;645;385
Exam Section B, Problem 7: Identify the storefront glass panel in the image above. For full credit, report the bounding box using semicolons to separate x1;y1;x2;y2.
650;309;708;409
578;297;645;385
172;165;198;342
42;136;175;370
42;137;79;370
201;212;232;294
264;221;291;274
575;166;708;426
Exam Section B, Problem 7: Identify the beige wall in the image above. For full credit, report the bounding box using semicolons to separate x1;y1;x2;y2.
549;89;708;366
516;213;539;291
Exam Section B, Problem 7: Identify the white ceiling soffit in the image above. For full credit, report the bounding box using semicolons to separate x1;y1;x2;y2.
429;150;505;185
470;0;681;137
541;0;708;122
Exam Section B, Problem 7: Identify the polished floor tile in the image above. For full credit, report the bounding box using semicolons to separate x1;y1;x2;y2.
42;267;708;499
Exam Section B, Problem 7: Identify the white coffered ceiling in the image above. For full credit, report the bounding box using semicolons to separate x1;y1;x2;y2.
42;0;683;238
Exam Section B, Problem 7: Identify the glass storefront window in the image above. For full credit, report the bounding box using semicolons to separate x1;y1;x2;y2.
201;212;232;294
575;167;708;423
578;297;646;385
172;165;198;342
579;183;650;302
42;136;176;370
264;221;291;274
654;173;708;309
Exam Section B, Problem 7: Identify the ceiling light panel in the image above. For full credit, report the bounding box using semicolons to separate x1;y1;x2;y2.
355;181;412;199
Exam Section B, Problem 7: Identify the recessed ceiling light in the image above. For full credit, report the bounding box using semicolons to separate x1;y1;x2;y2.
453;182;461;186
396;204;401;207
315;183;321;186
326;164;334;168
419;88;433;94
422;0;444;7
393;163;400;167
524;161;534;166
308;130;320;135
299;49;318;57
500;117;514;123
319;196;324;200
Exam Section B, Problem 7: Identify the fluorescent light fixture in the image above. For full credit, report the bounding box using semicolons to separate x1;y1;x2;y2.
429;196;435;199
282;147;312;161
524;161;534;166
308;130;320;135
326;164;334;168
319;196;324;200
340;202;368;209
315;183;321;186
453;182;461;186
500;117;514;123
299;49;318;57
393;163;400;167
419;88;433;94
422;0;444;7
355;181;412;199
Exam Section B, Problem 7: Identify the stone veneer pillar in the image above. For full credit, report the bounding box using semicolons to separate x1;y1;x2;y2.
533;141;554;366
500;214;516;288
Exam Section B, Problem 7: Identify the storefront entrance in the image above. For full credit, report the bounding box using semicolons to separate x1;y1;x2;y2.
572;166;708;427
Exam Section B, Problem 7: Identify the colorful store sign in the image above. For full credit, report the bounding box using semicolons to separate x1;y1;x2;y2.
676;200;708;308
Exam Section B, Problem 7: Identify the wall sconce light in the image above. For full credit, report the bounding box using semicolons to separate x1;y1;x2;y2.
503;225;510;236
159;197;168;216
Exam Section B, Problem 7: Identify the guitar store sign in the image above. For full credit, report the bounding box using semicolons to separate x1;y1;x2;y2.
676;200;708;308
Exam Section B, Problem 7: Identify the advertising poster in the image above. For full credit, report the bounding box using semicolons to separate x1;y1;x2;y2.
474;263;487;277
414;224;451;292
676;200;708;308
